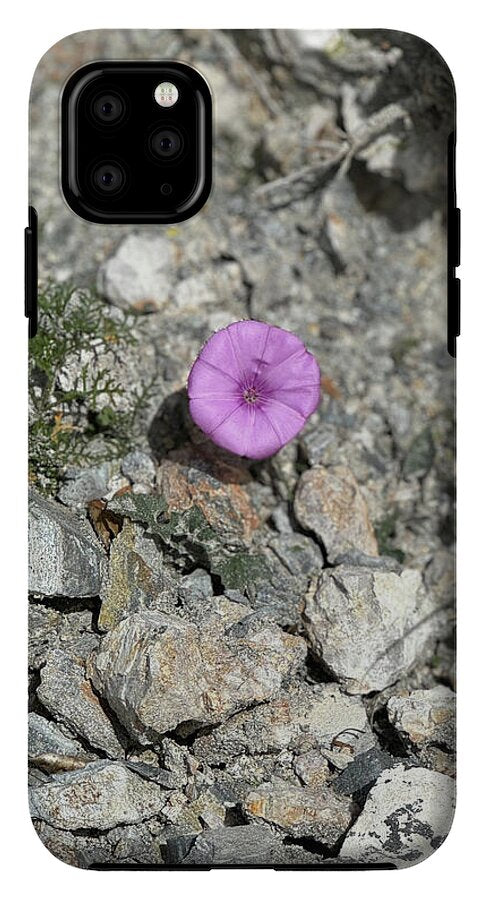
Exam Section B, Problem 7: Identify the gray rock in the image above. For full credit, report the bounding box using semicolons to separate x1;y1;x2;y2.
178;568;213;600
270;504;293;534
293;749;332;787
243;777;353;844
34;818;164;867
28;603;99;669
88;600;306;742
268;533;323;577
57;463;112;508
304;565;447;694
29;490;106;598
38;649;124;757
123;760;178;790
171;261;245;311
333;549;402;572
339;765;455;867
165;824;321;866
28;713;88;759
30;761;164;831
294;465;378;562
387;686;456;751
97;233;177;310
194;682;375;770
162;786;228;832
98;518;177;630
244;547;311;627
333;747;395;796
121;449;156;485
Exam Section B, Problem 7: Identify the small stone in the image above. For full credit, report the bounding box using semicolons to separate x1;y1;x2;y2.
178;568;213;600
294;464;378;561
193;682;375;770
403;427;435;479
165;824;320;866
28;603;99;669
387;686;456;751
304;566;447;694
163;787;227;832
34;818;163;867
28;713;89;759
97;233;177;310
121;449;156;485
88;601;306;743
57;462;112;508
294;750;332;787
270;504;293;534
156;448;259;544
30;761;164;831
333;549;402;572
244;548;310;627
300;423;341;467
243;777;353;844
339;765;455;867
333;747;395;796
268;533;323;577
29;490;106;598
38;649;124;757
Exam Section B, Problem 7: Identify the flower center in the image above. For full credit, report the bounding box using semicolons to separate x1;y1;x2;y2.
243;387;259;404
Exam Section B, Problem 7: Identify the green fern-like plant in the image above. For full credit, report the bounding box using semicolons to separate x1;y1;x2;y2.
29;282;155;492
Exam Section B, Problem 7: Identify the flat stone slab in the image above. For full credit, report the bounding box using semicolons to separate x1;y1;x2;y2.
29;761;164;831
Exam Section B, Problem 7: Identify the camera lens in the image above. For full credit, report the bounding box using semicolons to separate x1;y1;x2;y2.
91;92;125;125
91;162;126;195
150;127;183;160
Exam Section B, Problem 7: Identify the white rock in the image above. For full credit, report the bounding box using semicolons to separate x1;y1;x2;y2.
97;234;177;309
339;765;455;867
29;761;164;831
304;565;447;694
387;686;456;750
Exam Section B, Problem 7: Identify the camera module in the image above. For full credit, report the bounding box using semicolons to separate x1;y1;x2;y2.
91;162;126;195
150;127;184;161
91;91;126;125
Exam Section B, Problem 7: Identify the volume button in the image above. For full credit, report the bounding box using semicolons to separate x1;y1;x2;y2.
454;277;460;337
447;277;460;358
454;208;460;268
24;226;32;317
25;206;38;338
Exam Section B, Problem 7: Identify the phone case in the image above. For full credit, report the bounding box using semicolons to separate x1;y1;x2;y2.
28;29;456;869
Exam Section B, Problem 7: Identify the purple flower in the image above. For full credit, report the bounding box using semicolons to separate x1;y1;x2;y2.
187;320;321;460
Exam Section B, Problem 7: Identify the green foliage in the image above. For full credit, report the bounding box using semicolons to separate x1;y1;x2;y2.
109;491;270;591
402;426;435;479
29;282;155;492
374;512;405;564
213;552;270;592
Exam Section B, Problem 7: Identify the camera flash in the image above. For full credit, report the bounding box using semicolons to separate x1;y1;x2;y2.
154;82;179;108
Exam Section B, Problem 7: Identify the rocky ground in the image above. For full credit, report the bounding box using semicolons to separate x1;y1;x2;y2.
28;29;455;868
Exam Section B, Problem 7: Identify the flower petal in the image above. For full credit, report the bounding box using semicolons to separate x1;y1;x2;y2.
258;344;320;394
225;320;272;385
208;402;283;459
189;397;244;436
187;355;240;398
